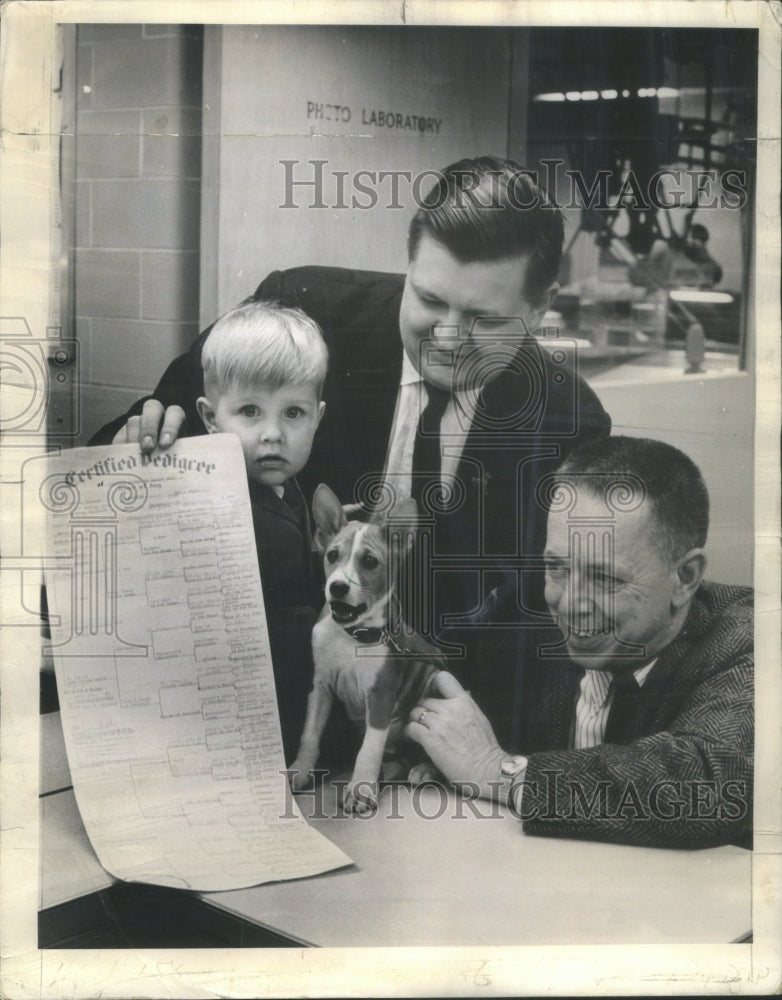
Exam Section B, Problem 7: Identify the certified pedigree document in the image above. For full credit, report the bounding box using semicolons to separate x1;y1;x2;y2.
40;434;351;892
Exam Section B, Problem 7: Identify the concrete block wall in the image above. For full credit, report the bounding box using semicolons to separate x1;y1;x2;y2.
73;24;203;444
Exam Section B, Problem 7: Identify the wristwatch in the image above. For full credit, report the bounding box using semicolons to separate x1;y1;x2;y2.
500;754;528;778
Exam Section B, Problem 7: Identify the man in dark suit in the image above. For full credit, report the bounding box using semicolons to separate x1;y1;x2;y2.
90;156;611;729
406;437;753;848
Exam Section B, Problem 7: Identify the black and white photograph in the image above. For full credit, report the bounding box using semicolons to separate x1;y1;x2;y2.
0;1;779;996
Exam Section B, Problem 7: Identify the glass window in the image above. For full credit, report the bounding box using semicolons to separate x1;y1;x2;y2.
527;28;757;381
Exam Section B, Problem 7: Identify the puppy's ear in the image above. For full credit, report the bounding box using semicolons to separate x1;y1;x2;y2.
312;483;346;548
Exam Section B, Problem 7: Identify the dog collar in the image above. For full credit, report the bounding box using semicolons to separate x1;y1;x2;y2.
344;625;388;644
344;626;415;659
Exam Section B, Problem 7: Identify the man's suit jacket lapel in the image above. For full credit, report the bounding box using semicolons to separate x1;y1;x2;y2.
626;596;710;739
455;338;560;618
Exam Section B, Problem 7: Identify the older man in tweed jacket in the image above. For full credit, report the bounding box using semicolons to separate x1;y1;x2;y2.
407;437;753;849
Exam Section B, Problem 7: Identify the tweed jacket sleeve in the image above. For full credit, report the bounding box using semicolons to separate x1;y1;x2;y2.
516;583;753;848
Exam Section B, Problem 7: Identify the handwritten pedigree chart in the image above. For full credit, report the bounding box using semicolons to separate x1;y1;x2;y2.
40;434;350;892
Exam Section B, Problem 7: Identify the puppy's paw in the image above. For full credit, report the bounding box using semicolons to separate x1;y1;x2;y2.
342;780;378;816
407;761;441;786
288;758;316;791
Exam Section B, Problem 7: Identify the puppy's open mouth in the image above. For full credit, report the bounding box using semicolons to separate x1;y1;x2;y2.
329;600;368;625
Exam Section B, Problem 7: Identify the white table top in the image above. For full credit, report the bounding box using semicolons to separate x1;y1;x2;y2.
203;780;752;947
41;712;752;946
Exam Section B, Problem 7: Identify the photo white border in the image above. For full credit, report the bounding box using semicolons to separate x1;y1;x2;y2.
1;1;779;996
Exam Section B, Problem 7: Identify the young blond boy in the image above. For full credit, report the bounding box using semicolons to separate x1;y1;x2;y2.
196;300;328;760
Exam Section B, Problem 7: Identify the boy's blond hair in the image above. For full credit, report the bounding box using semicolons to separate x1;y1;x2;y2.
202;300;328;397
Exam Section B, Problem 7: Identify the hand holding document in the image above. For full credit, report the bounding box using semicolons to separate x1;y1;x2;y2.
41;435;350;892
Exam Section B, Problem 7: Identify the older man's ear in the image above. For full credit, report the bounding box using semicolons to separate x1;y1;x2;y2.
671;549;707;610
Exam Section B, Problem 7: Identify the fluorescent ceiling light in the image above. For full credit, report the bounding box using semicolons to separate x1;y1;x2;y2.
670;290;734;304
534;86;681;103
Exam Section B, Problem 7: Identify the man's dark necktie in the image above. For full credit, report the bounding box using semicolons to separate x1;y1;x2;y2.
604;672;641;745
411;383;451;504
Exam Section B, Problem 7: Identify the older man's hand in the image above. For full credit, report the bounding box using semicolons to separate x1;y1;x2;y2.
404;671;507;800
